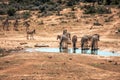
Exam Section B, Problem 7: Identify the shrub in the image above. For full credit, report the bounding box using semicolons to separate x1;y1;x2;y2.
104;18;111;22
7;7;16;16
118;3;120;8
96;6;111;14
22;11;31;19
0;9;6;15
83;5;111;14
118;28;120;32
83;5;96;14
0;48;4;54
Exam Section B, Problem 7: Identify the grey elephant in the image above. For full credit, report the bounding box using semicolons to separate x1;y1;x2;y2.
57;34;70;50
72;35;77;51
81;35;92;53
63;29;71;40
91;34;100;50
90;34;100;54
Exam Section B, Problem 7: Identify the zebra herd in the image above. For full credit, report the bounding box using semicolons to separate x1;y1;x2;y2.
1;18;30;31
57;29;100;53
1;18;36;40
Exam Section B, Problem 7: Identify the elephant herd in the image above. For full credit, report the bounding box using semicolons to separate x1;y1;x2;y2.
57;29;100;53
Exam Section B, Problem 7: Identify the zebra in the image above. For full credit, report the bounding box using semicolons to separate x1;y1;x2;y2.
2;18;9;31
23;21;30;31
13;19;19;31
26;29;36;40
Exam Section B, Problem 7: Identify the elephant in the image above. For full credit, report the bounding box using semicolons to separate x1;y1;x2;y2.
63;29;71;40
81;35;92;53
57;33;71;51
72;35;77;51
90;34;100;54
91;34;100;51
57;34;68;49
81;35;91;50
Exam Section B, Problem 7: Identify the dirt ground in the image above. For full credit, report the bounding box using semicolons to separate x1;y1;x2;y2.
0;7;120;80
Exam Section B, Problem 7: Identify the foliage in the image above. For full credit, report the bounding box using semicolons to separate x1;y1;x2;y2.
0;48;4;53
118;28;120;32
83;5;111;14
118;3;120;8
7;7;16;16
96;6;111;14
83;5;96;14
22;11;31;19
0;9;6;15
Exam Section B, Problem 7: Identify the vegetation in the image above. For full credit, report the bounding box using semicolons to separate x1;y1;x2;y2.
7;7;16;16
0;0;119;17
0;48;4;55
83;5;111;14
118;28;120;32
22;11;31;19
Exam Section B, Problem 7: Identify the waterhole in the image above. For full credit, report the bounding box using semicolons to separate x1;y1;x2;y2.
24;48;120;57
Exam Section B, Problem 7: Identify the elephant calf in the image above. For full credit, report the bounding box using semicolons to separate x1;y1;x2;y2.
72;35;77;50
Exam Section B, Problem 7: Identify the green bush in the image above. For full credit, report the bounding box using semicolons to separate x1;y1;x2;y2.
84;5;96;14
0;9;6;15
118;28;120;32
96;6;111;14
118;3;120;8
0;48;4;53
83;5;111;14
7;7;16;16
22;11;31;19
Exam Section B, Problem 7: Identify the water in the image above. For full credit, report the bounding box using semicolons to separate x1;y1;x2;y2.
25;48;120;57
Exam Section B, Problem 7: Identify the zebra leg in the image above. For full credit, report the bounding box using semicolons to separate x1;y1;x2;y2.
3;25;5;30
27;34;29;40
32;34;34;40
6;25;9;31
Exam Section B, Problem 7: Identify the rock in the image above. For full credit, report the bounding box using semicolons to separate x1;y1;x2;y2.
34;44;49;47
108;60;113;63
69;58;72;60
20;42;27;45
48;56;52;59
114;62;118;65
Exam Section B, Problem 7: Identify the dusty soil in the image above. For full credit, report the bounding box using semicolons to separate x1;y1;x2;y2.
0;6;120;80
0;52;120;80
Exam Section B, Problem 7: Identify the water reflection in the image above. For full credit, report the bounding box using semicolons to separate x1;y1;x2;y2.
25;48;120;57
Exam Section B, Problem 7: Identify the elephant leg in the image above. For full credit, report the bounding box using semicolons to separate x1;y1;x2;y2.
73;42;76;50
81;42;84;53
96;41;98;49
81;42;84;50
59;40;62;50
